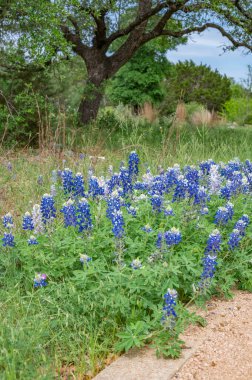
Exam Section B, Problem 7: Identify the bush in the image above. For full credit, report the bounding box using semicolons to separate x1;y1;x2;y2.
223;97;252;125
244;114;252;125
162;61;232;115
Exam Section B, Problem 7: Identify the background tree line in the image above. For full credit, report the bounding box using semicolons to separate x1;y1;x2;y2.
0;1;251;146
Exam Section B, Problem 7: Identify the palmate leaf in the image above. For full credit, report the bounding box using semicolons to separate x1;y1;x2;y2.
115;321;150;352
152;330;184;359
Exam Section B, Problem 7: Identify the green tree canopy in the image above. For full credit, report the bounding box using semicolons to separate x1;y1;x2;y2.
1;1;251;124
107;45;172;108
163;60;232;112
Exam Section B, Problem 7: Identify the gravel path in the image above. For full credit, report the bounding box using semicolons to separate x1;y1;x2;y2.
94;290;252;380
173;290;252;380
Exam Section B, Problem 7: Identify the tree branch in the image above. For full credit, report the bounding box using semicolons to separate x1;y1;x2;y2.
232;0;252;21
104;2;171;49
67;15;81;37
149;22;252;51
60;24;89;58
91;9;107;48
180;2;251;30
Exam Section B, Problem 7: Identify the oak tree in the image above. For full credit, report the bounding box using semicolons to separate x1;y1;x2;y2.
1;0;251;125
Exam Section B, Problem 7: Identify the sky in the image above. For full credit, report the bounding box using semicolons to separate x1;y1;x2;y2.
168;29;252;84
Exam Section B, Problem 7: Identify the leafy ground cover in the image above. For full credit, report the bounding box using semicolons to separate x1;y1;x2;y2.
0;131;252;379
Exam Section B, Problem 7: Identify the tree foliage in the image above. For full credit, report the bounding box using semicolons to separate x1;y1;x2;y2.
107;45;172;108
0;57;85;144
163;60;232;112
0;1;251;124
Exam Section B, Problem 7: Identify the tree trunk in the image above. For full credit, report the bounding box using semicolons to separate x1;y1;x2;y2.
78;86;103;125
78;52;109;125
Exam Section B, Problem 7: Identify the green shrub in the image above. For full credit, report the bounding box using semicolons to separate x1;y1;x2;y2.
223;97;252;125
244;114;252;125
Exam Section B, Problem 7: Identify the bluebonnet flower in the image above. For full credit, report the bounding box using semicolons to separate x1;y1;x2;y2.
164;168;179;192
34;273;47;288
40;194;56;223
214;203;233;225
62;168;74;194
2;213;13;228
127;205;137;216
107;173;120;193
220;184;232;200
110;210;124;238
37;175;43;185
234;214;250;236
150;194;163;213
7;161;12;171
51;170;57;184
60;199;77;228
2;232;15;247
194;186;209;207
156;233;163;249
119;166;132;195
231;171;243;192
106;191;122;219
164;227;182;248
226;202;234;220
240;214;250;227
120;160;125;169
108;165;113;176
88;176;104;198
221;173;243;198
161;289;178;328
200;207;209;215
79;153;85;160
172;175;188;202
247;173;252;191
199;159;215;175
142;224;152;233
28;235;38;245
148;250;163;263
185;167;199;198
208;165;222;195
164;205;174;216
199;254;218;289
73;172;85;197
241;177;249;194
22;212;34;231
133;181;149;191
221;159;241;179
228;229;241;251
244;159;252;174
199;228;221;290
142;169;154;188
130;258;142;270
88;166;94;178
76;198;93;232
205;229;221;255
151;177;166;195
128;151;139;180
32;204;44;235
80;254;92;265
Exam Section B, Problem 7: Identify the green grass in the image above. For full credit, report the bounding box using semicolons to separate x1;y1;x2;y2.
1;125;252;217
0;124;252;379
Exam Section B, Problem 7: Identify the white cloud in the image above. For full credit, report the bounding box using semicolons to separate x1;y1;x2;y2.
167;29;251;82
